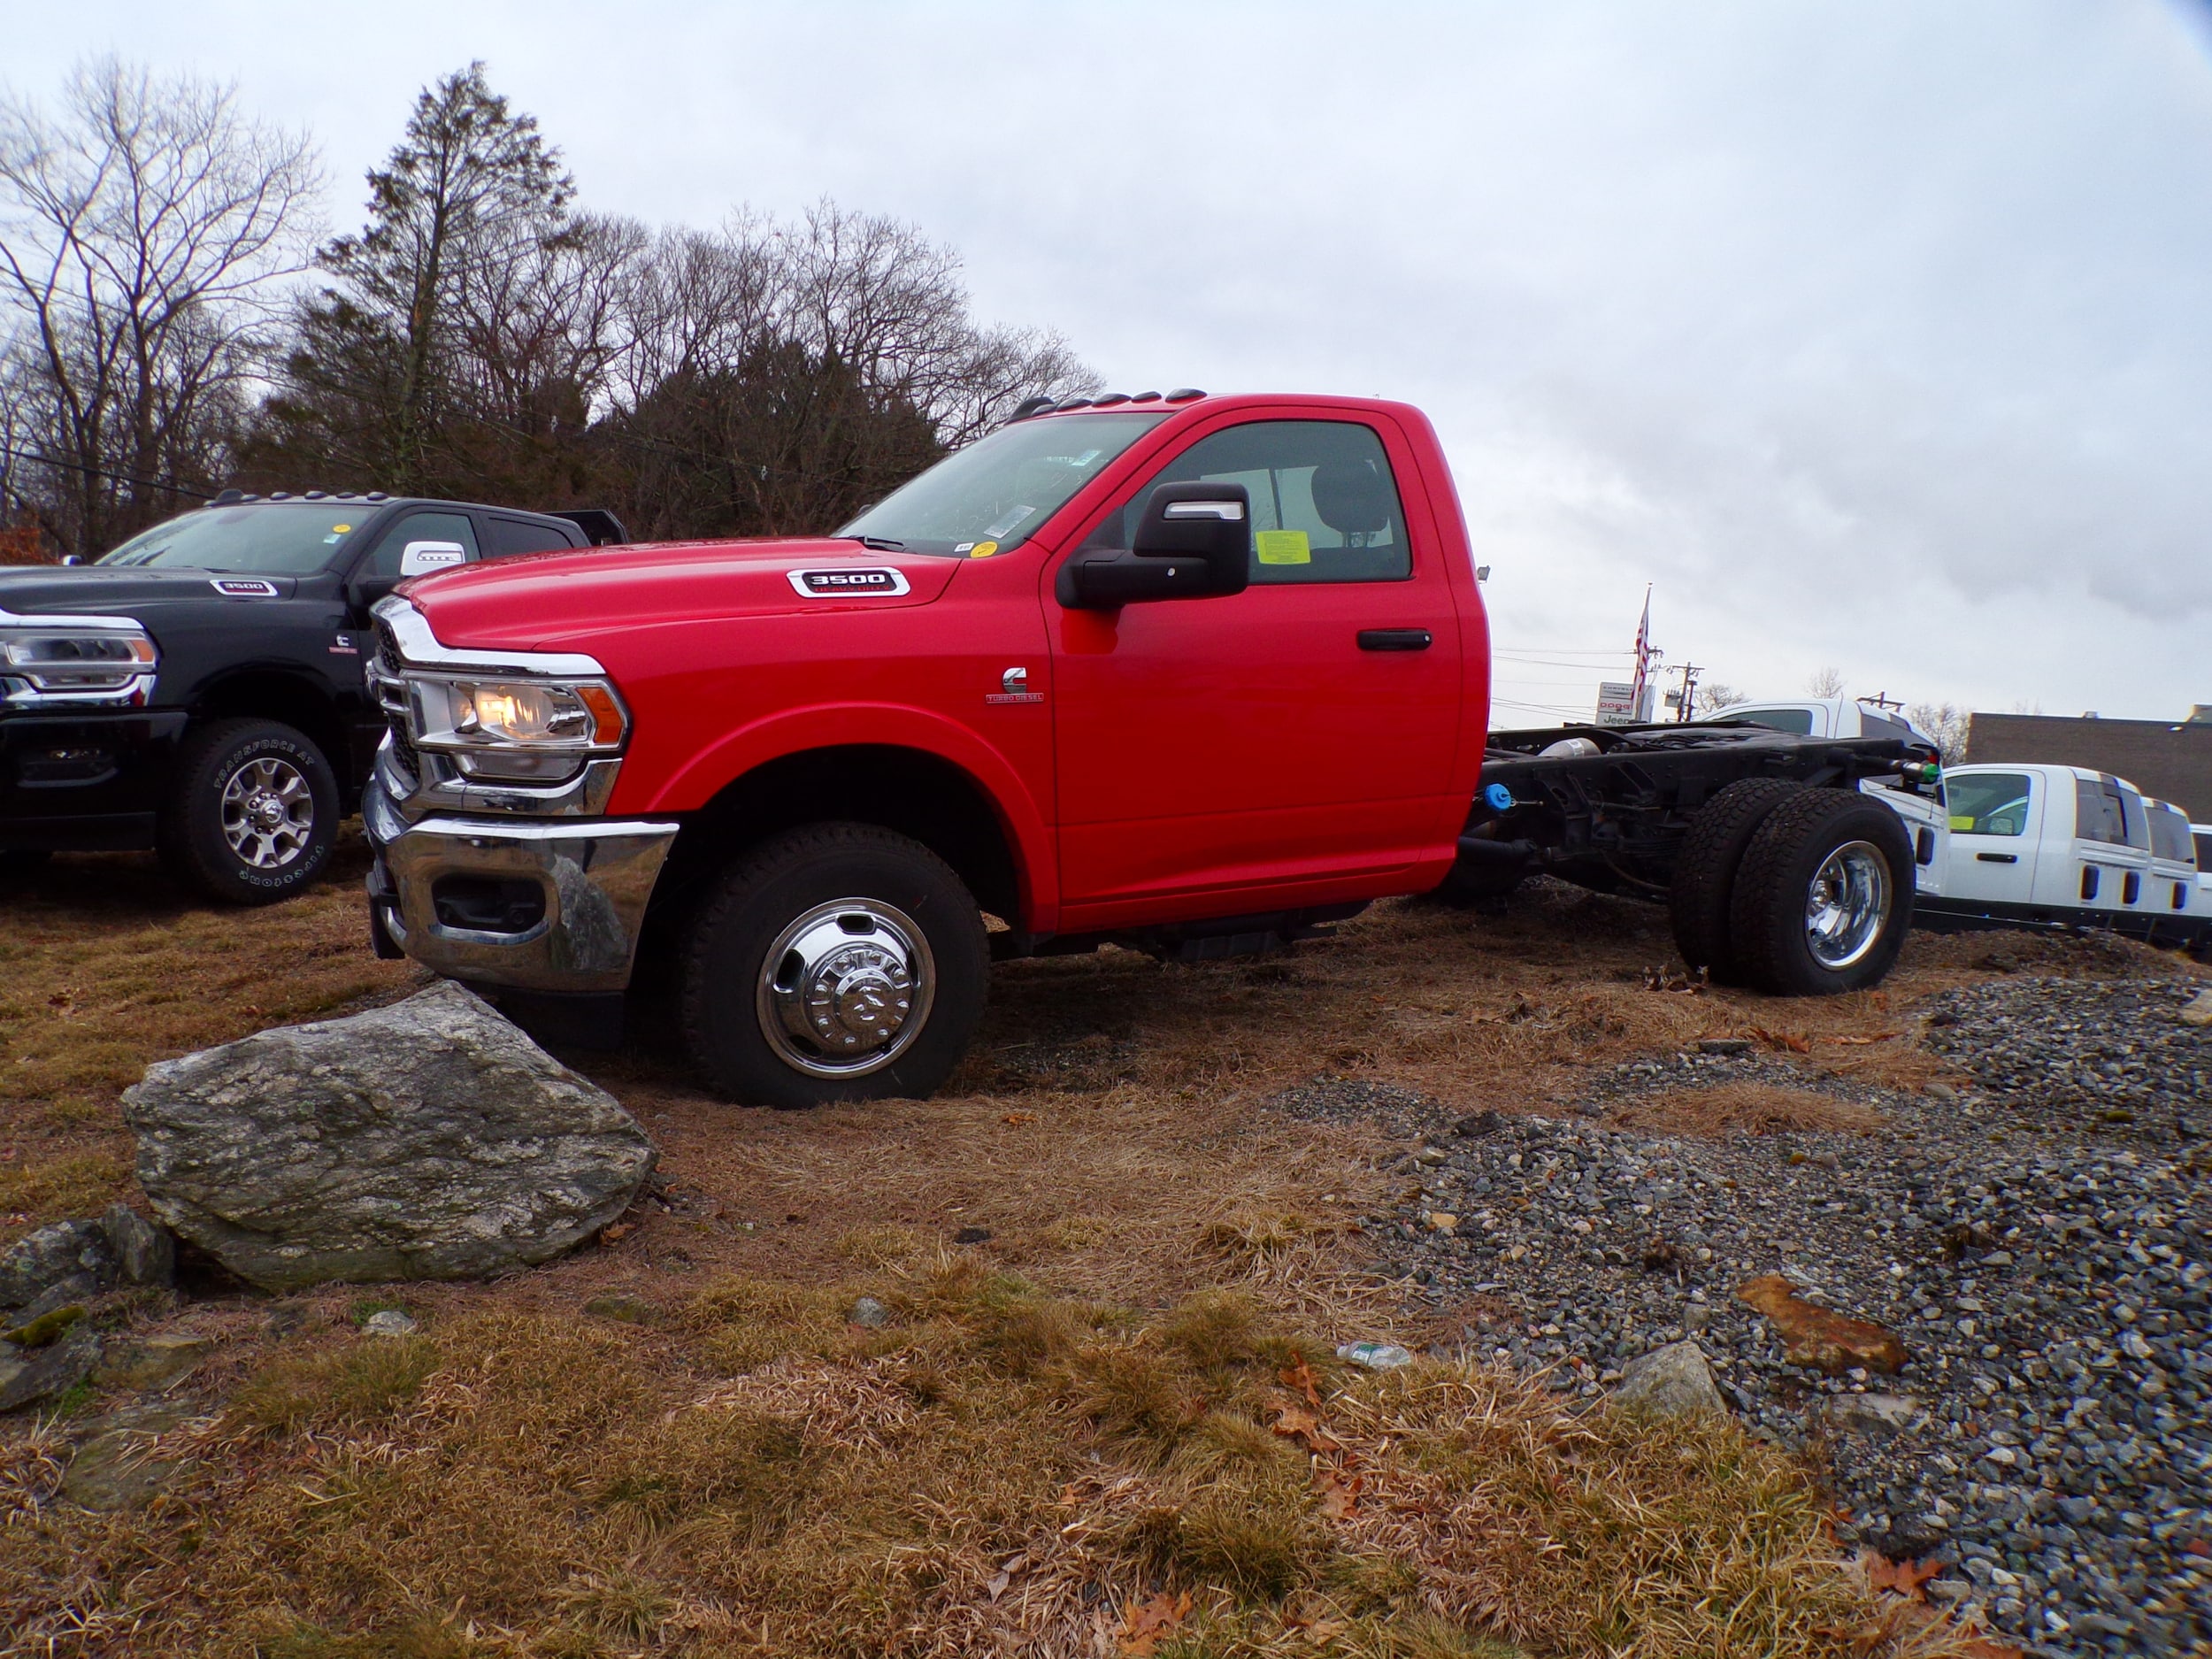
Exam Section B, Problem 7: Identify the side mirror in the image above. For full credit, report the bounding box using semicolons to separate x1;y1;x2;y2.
398;540;468;578
1056;482;1252;610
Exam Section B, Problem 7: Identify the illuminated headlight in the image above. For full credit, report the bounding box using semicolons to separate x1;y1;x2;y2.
0;626;157;702
406;674;627;782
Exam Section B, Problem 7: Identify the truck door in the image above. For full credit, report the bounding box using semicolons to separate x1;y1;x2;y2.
1047;415;1463;925
2055;773;2152;917
1941;768;2040;909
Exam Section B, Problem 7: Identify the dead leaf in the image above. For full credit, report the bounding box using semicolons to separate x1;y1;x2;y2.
1118;1590;1193;1656
1861;1550;1943;1600
1279;1356;1324;1409
598;1222;634;1245
1314;1463;1362;1520
1270;1401;1343;1455
1750;1025;1812;1054
1744;1278;1907;1375
1819;1032;1901;1046
1002;1111;1038;1125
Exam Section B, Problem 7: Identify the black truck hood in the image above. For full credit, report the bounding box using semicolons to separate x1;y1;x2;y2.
0;566;302;617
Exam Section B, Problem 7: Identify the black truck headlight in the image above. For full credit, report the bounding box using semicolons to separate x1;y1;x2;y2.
406;673;628;782
0;624;158;703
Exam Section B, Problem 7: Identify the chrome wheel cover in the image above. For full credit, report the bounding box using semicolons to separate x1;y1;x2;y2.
219;756;316;870
1804;840;1891;969
756;898;935;1079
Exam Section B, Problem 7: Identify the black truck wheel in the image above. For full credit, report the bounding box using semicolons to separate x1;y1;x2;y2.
159;718;338;905
1726;787;1915;995
1668;778;1805;983
680;822;989;1108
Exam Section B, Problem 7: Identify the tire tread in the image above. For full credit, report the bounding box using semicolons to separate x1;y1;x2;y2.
1668;777;1804;979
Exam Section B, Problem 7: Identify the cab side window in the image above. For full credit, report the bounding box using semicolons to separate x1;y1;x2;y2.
357;511;480;580
484;516;580;558
1083;419;1412;584
2072;778;2134;847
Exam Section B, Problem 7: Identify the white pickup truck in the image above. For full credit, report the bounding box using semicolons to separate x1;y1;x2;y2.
1700;696;1934;749
1870;761;2209;956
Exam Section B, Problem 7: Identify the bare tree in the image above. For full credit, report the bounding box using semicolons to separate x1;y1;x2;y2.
1699;682;1750;711
1804;665;1847;698
0;58;319;556
1906;701;1972;763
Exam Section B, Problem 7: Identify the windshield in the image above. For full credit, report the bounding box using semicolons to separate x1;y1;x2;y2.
1706;706;1816;735
98;504;366;573
837;412;1170;557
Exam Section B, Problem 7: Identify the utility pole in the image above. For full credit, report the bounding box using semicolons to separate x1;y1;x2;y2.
1666;662;1703;723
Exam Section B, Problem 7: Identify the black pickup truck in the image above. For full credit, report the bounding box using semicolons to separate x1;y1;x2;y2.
0;492;623;903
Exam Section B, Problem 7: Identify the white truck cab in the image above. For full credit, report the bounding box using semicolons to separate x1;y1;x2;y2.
1892;763;2208;956
1700;697;1932;748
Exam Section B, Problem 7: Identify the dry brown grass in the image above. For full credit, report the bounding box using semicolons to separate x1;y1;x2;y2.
1608;1082;1890;1139
0;1271;1994;1658
4;866;2173;1655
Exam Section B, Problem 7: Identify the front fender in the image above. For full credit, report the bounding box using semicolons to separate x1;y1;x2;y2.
622;702;1059;930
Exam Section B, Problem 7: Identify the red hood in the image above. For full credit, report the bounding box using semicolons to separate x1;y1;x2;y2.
397;537;961;653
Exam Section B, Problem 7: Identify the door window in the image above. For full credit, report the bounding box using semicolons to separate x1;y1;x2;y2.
2073;778;2143;848
483;516;580;557
357;511;480;580
1083;419;1412;584
1948;772;2031;835
1720;707;1817;735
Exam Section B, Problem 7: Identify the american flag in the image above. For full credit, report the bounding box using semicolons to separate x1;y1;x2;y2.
1629;588;1653;717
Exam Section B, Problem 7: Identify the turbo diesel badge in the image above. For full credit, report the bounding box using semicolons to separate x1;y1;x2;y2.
787;567;911;598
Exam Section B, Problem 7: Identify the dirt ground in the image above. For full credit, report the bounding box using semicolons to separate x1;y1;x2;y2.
2;840;2140;1656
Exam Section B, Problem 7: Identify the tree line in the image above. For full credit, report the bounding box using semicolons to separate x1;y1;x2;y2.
0;60;1095;561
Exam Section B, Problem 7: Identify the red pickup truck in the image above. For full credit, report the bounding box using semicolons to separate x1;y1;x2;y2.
363;392;1934;1106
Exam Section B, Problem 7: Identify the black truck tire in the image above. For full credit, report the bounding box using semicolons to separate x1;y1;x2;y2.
680;822;989;1109
159;718;338;906
1727;787;1915;996
1668;778;1805;983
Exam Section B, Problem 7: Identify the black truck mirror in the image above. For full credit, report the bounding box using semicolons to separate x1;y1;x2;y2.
1057;481;1252;610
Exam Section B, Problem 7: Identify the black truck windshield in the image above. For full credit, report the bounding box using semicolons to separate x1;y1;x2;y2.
99;505;365;572
837;412;1169;557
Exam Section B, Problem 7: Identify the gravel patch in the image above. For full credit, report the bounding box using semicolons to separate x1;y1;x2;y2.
1276;974;2212;1658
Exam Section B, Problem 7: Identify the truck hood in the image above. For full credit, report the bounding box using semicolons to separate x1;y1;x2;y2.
0;565;301;618
399;537;963;654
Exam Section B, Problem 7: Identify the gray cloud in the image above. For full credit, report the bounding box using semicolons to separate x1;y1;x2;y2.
12;0;2209;717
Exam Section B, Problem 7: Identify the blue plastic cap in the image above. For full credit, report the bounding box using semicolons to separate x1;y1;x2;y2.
1483;782;1515;813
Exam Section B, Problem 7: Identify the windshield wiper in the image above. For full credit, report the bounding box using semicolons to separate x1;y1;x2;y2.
847;535;905;551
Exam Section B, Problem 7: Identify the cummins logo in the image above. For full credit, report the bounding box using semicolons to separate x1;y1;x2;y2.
210;577;280;598
786;566;911;598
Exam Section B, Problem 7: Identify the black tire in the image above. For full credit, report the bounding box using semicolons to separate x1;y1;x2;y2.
1727;787;1915;995
1668;778;1805;983
680;822;989;1108
159;718;338;906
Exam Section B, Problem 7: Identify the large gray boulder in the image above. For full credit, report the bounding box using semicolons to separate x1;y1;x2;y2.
121;982;655;1290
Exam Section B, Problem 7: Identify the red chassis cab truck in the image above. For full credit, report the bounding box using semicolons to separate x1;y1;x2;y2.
363;393;1933;1107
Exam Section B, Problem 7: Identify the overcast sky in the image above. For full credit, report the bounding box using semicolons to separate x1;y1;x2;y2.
12;1;2212;721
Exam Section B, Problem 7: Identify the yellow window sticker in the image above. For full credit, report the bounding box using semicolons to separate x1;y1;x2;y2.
333;525;351;533
1948;815;1975;832
968;540;999;558
1256;530;1310;565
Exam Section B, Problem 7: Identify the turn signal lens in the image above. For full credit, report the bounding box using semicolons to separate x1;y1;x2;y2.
575;683;624;745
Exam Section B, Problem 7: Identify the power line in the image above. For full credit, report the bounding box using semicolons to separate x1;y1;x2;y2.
0;443;216;501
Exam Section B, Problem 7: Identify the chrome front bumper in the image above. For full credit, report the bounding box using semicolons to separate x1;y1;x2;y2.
363;770;676;994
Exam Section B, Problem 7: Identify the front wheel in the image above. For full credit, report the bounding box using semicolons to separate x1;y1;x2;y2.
1727;788;1914;995
160;718;338;905
680;823;989;1107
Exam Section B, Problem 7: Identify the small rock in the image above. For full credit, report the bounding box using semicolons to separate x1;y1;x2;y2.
1424;1211;1459;1233
1823;1393;1920;1435
1926;1578;1971;1605
1695;1039;1753;1056
1681;1304;1716;1334
581;1294;662;1326
2178;989;2212;1028
61;1419;189;1511
99;1206;174;1287
0;1219;116;1315
1413;1147;1448;1167
1336;1341;1416;1370
953;1227;993;1246
1453;1110;1507;1137
0;1324;103;1412
1613;1340;1728;1417
96;1333;212;1390
361;1310;417;1338
4;1303;86;1349
1737;1275;1908;1376
850;1296;891;1328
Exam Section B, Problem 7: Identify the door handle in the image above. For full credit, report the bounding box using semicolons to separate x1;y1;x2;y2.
1975;852;2018;864
1357;628;1432;651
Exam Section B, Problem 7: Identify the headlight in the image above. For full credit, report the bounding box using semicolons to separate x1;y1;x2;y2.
0;623;158;703
405;673;628;782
